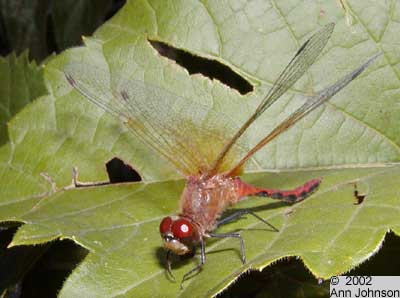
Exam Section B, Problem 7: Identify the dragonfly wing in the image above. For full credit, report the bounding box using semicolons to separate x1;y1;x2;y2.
64;61;248;176
227;53;381;175
208;23;335;174
254;22;335;116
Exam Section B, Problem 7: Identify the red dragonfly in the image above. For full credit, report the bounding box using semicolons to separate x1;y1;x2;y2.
64;23;379;285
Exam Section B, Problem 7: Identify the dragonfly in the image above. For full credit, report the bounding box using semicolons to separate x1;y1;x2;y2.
64;22;380;286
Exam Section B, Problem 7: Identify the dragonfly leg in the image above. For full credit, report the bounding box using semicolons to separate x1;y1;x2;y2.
217;209;278;232
180;240;206;289
166;250;176;282
208;232;246;264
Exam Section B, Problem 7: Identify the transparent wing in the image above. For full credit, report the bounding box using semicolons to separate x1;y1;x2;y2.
64;61;249;176
227;53;381;175
209;23;335;175
254;22;335;116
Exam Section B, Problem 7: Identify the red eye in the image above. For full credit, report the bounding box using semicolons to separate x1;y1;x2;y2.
159;217;172;234
171;218;193;239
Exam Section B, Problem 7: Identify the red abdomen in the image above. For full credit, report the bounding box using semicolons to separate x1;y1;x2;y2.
236;178;321;203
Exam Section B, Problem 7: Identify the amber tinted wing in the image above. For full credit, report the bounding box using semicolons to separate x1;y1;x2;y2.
208;23;335;175
64;61;248;176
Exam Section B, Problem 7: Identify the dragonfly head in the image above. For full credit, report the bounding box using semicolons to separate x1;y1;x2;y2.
159;216;195;255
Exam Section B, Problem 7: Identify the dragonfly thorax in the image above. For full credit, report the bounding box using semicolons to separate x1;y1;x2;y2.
179;175;240;233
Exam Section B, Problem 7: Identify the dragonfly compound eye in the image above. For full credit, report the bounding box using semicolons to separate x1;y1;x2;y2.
159;216;173;234
171;218;193;239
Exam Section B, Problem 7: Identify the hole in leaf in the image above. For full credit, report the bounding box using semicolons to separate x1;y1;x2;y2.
353;182;366;205
149;40;253;95
106;157;142;183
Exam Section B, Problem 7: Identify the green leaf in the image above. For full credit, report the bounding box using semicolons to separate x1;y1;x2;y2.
0;52;46;145
0;53;47;295
1;0;400;297
8;167;400;297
